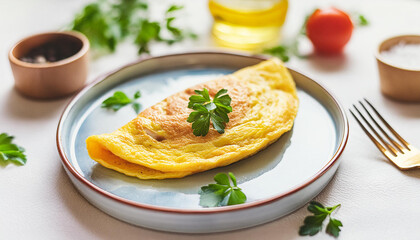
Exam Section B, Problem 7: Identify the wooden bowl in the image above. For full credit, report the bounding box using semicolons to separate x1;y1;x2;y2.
8;31;89;99
376;35;420;102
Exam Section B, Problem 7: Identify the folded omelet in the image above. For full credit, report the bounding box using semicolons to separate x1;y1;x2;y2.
86;58;299;179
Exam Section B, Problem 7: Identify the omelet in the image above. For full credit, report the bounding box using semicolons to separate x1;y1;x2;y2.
86;58;299;179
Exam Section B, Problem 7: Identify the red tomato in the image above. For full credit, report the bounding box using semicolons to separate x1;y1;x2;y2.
306;7;353;54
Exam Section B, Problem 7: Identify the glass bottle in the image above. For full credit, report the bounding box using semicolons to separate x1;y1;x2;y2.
209;0;288;51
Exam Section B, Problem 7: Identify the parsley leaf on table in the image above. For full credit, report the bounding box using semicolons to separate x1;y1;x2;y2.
0;133;27;166
131;4;197;54
199;172;246;207
356;14;369;26
326;217;343;237
163;5;197;43
101;90;142;113
262;10;311;62
263;45;290;62
71;2;120;52
112;0;148;38
187;88;232;137
134;20;162;54
166;5;184;13
166;17;182;40
299;201;342;237
70;0;196;55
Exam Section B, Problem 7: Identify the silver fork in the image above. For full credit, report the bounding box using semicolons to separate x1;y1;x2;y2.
350;99;420;170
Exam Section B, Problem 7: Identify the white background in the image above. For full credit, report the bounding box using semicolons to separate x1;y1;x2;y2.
1;0;420;239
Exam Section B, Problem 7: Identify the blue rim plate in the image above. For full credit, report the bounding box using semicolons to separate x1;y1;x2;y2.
56;52;349;233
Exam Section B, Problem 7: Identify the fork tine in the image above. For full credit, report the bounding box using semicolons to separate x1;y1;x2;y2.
352;105;398;156
349;109;388;154
359;101;405;153
364;98;410;150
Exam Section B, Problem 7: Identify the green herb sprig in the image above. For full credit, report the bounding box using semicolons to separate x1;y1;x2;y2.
114;0;148;38
356;14;369;26
262;11;311;62
187;88;232;137
134;5;197;54
71;2;125;52
163;6;198;45
263;45;290;62
70;0;196;55
199;172;246;207
102;90;141;113
0;133;27;166
299;201;343;237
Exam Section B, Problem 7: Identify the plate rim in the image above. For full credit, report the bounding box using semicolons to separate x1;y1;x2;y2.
56;51;349;214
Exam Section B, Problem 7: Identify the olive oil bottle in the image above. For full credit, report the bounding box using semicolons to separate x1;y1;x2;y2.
209;0;288;51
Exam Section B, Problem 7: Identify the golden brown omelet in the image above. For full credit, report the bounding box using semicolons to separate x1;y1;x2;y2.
86;58;299;179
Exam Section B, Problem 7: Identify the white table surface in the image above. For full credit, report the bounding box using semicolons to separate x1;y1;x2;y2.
1;0;420;239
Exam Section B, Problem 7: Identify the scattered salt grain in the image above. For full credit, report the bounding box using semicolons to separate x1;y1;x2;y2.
380;41;420;70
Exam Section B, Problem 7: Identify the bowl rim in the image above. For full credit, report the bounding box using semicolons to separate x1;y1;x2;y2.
56;51;349;215
375;34;420;72
8;31;90;69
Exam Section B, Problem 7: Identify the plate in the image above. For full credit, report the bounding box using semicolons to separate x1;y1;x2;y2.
57;52;348;233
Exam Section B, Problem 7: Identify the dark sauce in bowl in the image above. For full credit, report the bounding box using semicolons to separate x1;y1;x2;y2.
19;37;83;64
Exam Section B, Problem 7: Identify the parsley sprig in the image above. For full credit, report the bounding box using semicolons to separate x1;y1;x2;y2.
70;0;196;55
187;88;232;137
262;12;310;62
299;201;343;237
71;2;120;52
263;45;291;62
102;90;141;113
199;172;246;207
356;14;369;26
0;133;27;166
134;6;197;54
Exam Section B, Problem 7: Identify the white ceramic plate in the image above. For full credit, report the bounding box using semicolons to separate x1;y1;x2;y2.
57;52;349;233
